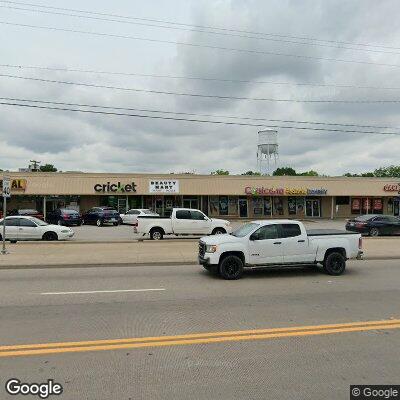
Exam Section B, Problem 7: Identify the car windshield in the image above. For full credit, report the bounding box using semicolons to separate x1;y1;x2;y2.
30;217;48;226
231;223;259;237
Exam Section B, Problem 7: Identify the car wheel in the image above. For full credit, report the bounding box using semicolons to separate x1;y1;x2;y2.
369;227;380;237
323;252;346;276
212;228;226;235
150;228;163;240
219;255;244;280
10;240;17;244
113;222;119;226
42;231;58;241
80;219;85;226
96;219;103;227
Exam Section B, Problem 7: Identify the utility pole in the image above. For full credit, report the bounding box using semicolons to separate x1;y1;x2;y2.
30;160;41;172
1;175;11;255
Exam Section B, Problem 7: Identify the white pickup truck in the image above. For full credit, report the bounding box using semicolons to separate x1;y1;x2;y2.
198;220;363;279
134;208;232;240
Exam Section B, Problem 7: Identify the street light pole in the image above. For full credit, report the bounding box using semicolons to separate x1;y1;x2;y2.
1;175;10;255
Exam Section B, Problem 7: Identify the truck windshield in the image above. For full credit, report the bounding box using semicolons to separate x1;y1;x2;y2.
231;223;259;237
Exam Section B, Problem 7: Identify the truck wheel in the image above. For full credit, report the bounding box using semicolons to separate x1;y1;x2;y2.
212;228;226;235
323;252;346;276
150;228;164;240
369;227;380;237
96;219;103;227
219;255;244;280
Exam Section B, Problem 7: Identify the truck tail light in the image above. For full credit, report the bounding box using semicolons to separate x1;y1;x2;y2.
358;237;363;249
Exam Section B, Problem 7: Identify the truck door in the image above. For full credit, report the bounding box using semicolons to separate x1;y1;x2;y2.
173;210;192;234
248;224;283;265
189;210;211;234
279;223;314;263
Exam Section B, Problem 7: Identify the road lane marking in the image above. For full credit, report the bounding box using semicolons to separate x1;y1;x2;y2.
0;319;399;358
39;288;166;295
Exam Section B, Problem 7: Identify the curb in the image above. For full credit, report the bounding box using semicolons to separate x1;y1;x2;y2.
0;256;399;269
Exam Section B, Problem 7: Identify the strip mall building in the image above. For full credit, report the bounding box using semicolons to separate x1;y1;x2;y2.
1;172;399;219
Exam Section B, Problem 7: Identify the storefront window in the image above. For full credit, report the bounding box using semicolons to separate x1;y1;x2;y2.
263;197;272;216
288;197;297;215
351;198;361;214
219;196;229;216
373;198;383;214
209;196;219;217
228;197;238;215
273;197;284;216
252;197;263;217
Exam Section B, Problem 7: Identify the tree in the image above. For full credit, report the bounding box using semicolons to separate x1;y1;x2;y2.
298;170;319;176
373;165;400;177
211;169;229;175
241;171;261;176
272;167;297;176
39;164;58;172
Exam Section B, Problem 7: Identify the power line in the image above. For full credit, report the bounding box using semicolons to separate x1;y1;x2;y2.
0;95;398;130
2;63;400;91
2;4;399;56
2;73;400;104
1;0;398;52
3;21;400;69
1;98;400;135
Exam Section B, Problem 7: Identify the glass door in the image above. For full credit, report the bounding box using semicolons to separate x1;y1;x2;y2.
305;199;321;217
394;199;400;216
117;198;128;214
238;198;248;218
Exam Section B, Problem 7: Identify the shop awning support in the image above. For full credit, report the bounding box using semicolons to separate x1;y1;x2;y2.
43;196;46;221
330;197;334;220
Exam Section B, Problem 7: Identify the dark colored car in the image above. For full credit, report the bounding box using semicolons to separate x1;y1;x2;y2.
82;207;120;227
346;214;400;236
9;209;45;220
47;208;82;226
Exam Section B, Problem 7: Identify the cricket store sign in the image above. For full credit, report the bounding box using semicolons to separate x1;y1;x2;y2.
0;179;27;191
94;182;137;193
149;180;179;193
245;187;328;196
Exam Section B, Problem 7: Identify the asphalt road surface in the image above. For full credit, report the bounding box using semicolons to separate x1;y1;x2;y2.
1;260;399;399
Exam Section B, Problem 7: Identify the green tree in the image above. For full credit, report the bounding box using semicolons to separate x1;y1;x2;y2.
39;164;58;172
298;170;319;176
211;169;229;175
272;167;297;176
373;165;400;177
241;171;261;176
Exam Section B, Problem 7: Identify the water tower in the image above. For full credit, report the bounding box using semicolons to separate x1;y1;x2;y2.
257;129;278;175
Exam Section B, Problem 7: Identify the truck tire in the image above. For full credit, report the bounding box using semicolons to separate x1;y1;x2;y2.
212;227;226;235
150;228;164;240
219;255;244;280
96;219;103;227
323;252;346;276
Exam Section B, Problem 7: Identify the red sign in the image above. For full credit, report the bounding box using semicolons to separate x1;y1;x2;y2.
373;198;383;211
363;198;371;211
384;184;400;192
352;198;361;211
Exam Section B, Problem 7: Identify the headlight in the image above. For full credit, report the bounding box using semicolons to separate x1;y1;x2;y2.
61;230;70;233
206;245;218;253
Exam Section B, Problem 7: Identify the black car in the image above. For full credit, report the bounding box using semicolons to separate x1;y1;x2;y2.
346;214;400;236
47;208;82;226
82;207;120;227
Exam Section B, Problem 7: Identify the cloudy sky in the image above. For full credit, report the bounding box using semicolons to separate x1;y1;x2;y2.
1;0;400;175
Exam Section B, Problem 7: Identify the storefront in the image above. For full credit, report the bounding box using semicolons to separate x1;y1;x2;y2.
0;173;399;219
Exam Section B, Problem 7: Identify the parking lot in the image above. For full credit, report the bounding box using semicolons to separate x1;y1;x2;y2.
69;219;350;242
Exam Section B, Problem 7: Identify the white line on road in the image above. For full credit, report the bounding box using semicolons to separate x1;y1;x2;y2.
40;288;166;295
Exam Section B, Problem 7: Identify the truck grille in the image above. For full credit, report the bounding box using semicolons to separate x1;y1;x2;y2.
198;241;206;258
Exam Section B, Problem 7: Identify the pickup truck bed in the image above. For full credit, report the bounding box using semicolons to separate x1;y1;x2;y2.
306;229;359;236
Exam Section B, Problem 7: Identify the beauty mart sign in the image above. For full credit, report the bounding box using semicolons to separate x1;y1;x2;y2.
149;180;179;193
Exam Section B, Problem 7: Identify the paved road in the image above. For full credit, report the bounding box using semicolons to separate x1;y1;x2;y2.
1;260;399;399
69;219;350;241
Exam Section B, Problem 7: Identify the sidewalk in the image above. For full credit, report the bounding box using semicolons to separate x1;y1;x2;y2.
0;238;399;268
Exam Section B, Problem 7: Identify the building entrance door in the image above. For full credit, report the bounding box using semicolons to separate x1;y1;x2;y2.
117;198;128;214
238;198;248;218
305;199;321;217
183;197;198;209
394;199;400;216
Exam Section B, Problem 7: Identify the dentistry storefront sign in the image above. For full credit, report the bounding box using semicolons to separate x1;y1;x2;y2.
245;186;328;196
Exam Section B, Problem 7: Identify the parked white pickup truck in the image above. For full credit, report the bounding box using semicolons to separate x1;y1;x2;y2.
134;208;232;240
198;220;363;279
